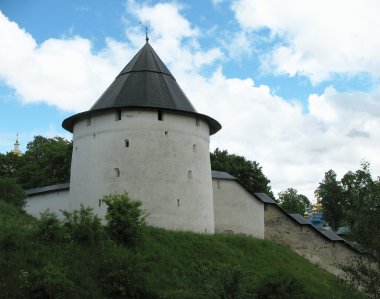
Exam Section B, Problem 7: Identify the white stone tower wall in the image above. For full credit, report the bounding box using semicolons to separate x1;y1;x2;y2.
69;109;215;233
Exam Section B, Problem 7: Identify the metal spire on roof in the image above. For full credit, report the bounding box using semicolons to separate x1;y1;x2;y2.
140;20;150;43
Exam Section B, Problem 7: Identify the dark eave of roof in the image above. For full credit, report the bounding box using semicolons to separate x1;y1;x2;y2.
211;170;236;180
26;183;70;196
62;41;221;135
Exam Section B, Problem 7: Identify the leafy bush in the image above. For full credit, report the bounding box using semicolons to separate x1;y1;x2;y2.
255;272;313;299
341;256;380;299
36;210;66;243
102;193;147;246
99;249;158;299
62;205;105;245
20;263;79;299
0;177;26;209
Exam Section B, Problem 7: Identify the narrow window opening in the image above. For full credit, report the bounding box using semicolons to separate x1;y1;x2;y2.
196;119;200;126
93;133;96;139
75;146;78;152
164;131;168;136
125;139;129;148
86;116;91;126
158;110;163;121
115;109;122;121
188;170;193;179
98;199;102;207
114;168;120;177
193;144;197;152
177;199;180;207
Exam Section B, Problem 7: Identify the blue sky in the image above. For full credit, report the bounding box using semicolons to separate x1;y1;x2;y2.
1;0;380;200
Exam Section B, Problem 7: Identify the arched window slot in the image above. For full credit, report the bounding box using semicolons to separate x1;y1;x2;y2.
124;139;129;148
115;109;122;121
164;131;168;136
86;116;91;126
158;110;163;121
98;199;102;207
188;170;193;179
177;199;180;207
217;180;221;189
193;144;197;152
114;168;120;177
196;118;200;126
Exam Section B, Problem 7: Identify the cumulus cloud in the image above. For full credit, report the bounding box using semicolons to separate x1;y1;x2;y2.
0;11;136;112
1;2;380;201
232;0;380;82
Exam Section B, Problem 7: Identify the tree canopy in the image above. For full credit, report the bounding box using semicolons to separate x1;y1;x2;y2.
0;136;72;189
210;148;274;198
0;177;26;209
315;162;380;296
314;169;346;231
278;188;311;215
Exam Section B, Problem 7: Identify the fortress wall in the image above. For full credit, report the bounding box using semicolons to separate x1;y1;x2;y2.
26;189;70;218
212;179;264;238
264;204;358;277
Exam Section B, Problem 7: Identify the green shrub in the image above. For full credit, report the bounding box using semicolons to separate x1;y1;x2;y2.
255;272;313;299
20;263;79;299
62;205;105;245
99;250;158;299
0;177;26;209
36;211;66;243
102;193;147;246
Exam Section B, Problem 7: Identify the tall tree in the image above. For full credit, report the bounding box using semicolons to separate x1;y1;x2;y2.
16;136;72;189
0;152;22;178
314;169;345;231
210;148;274;198
0;177;26;209
278;188;311;214
339;162;380;297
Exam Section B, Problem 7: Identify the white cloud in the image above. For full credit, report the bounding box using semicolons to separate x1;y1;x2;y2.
179;66;380;199
0;11;137;112
232;0;380;82
125;0;223;74
1;2;380;202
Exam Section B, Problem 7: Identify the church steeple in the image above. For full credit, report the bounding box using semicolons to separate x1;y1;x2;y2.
12;133;22;156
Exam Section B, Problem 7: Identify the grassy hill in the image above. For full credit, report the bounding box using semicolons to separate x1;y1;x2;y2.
0;201;366;298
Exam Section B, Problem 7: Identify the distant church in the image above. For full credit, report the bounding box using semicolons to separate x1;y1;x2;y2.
24;40;358;277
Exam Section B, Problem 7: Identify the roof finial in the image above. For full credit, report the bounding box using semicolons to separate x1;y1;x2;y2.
140;20;150;43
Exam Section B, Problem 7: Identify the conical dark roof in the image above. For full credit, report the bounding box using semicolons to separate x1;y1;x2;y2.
63;42;221;134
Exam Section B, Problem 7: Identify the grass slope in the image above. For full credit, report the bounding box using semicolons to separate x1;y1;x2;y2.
0;202;366;298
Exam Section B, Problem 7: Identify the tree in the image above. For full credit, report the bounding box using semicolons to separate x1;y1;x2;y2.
314;170;345;231
0;152;23;178
338;162;380;298
102;193;147;246
0;177;26;209
278;188;311;214
210;148;274;198
17;136;72;189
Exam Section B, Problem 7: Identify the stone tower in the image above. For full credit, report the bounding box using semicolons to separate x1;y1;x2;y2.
62;41;221;233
